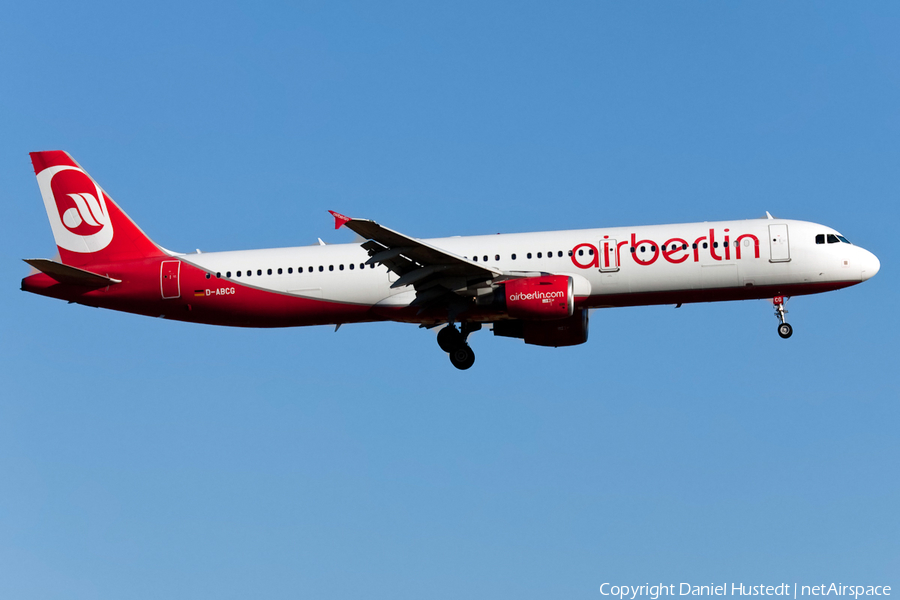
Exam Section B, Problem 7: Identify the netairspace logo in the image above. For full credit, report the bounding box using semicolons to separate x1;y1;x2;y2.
599;584;892;600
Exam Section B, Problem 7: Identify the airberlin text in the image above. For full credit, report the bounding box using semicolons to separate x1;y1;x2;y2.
599;584;890;600
572;228;761;270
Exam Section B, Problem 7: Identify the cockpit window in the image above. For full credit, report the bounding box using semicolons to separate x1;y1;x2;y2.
817;233;851;245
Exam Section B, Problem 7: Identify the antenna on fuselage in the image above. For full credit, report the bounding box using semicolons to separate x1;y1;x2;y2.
765;211;775;219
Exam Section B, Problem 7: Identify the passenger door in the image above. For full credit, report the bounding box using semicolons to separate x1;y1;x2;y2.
600;239;619;272
768;224;791;263
160;260;181;299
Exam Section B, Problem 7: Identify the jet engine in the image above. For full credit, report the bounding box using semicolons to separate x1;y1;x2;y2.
492;309;589;347
503;275;574;320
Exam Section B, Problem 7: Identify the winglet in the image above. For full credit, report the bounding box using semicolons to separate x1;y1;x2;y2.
329;210;352;230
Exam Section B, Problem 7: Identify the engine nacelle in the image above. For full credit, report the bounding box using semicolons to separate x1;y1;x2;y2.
503;275;574;320
492;309;589;347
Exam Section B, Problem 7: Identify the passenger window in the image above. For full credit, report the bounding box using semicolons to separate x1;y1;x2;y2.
578;249;583;256
226;271;232;277
692;243;697;249
713;242;718;248
216;272;221;278
289;267;294;274
537;252;542;258
527;253;532;259
495;254;500;261
360;263;365;269
349;263;355;270
483;255;488;262
237;271;242;277
205;273;210;279
339;264;344;270
568;250;573;256
277;268;282;274
473;256;478;262
827;234;839;244
511;254;516;260
257;269;262;276
558;251;563;257
640;246;645;252
318;266;324;272
329;265;334;271
247;270;251;277
267;269;272;275
702;242;708;249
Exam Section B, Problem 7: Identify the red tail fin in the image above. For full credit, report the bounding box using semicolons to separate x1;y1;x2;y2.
30;151;167;267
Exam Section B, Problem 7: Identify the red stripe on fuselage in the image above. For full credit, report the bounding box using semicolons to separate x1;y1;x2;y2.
579;280;860;310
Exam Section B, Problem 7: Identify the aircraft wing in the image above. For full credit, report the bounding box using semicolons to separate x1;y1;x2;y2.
329;211;507;304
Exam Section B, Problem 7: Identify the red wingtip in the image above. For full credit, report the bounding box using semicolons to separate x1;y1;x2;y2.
329;210;351;230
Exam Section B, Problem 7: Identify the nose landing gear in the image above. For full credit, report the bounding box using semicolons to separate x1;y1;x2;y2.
438;322;481;370
773;296;792;339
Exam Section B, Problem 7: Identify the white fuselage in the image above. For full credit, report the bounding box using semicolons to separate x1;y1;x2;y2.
179;218;879;320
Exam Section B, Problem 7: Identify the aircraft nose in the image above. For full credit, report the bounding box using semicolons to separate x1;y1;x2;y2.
860;248;880;281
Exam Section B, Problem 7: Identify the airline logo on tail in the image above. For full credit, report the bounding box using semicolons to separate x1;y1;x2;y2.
36;164;113;253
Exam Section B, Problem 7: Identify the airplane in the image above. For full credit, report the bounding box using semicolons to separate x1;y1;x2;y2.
22;150;880;370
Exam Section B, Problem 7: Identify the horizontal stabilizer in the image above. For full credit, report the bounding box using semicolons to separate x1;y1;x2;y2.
23;258;121;287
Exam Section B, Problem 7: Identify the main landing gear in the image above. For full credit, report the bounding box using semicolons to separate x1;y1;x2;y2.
773;296;793;339
438;322;481;370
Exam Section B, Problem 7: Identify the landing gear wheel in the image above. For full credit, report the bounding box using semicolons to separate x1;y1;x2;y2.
772;296;792;339
449;344;475;370
437;326;463;353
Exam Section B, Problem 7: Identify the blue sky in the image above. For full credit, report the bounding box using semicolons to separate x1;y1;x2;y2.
1;2;898;598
